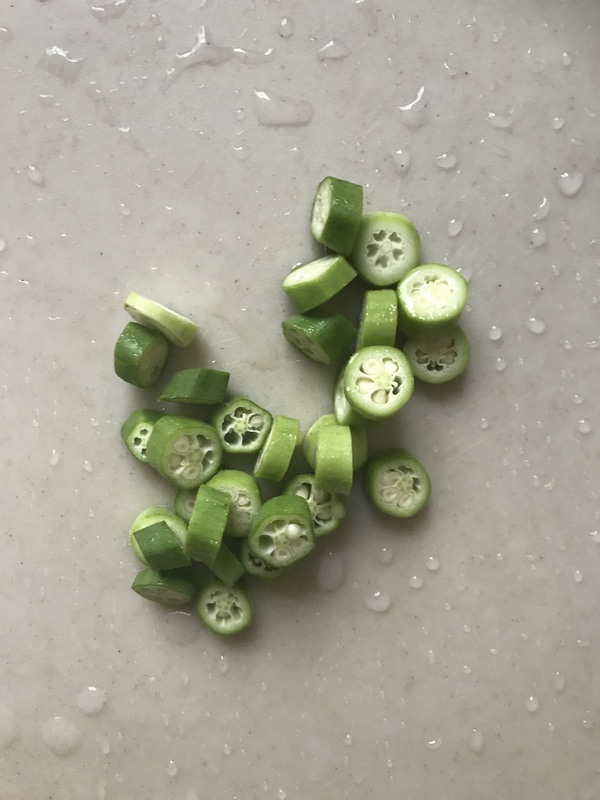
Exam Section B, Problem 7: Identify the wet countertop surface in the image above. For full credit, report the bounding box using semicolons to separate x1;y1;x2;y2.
2;1;600;798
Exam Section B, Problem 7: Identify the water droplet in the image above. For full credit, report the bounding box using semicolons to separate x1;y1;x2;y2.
217;655;229;674
426;738;442;750
408;575;423;589
479;418;489;430
530;228;547;248
551;116;565;130
49;449;60;466
344;733;353;746
469;729;484;753
488;111;512;129
574;569;584;583
527;317;546;334
40;45;84;82
232;145;250;162
162;610;198;646
27;165;45;186
365;590;391;612
583;716;594;730
435;152;458;170
222;743;231;755
426;556;440;572
101;738;110;755
392;148;411;174
166;759;178;777
83;460;93;473
277;789;287;800
0;238;5;252
488;325;503;341
41;716;82;756
164;27;232;84
278;17;294;39
573;394;583;405
526;696;539;713
91;0;130;22
252;89;313;127
554;672;566;692
590;530;600;544
76;686;107;716
0;705;18;749
317;39;351;61
427;649;436;665
316;551;345;592
447;218;464;237
533;197;550;220
399;86;426;129
443;52;461;75
0;25;13;43
495;357;507;372
558;171;584;197
378;547;394;565
118;203;131;217
561;51;573;67
577;638;590;648
577;419;592;435
232;46;274;65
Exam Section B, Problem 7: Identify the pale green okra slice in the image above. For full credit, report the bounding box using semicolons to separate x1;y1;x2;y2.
310;176;364;256
240;540;289;579
207;470;262;537
212;397;272;454
124;291;198;347
314;424;353;496
366;448;431;518
283;473;346;537
145;415;223;490
120;408;165;463
396;263;468;335
349;211;420;287
114;322;170;388
303;413;368;472
174;488;197;523
195;580;252;636
208;543;245;586
253;415;301;483
185;484;230;565
282;256;357;312
356;289;398;349
403;324;470;384
132;567;198;607
344;345;414;421
248;495;315;568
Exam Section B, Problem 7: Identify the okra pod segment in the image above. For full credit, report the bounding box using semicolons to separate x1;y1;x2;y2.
114;322;170;388
145;415;223;489
159;367;230;405
195;580;252;635
282;310;356;364
282;256;357;312
403;324;470;384
124;292;198;347
366;448;431;518
248;495;315;568
343;345;414;421
396;263;468;335
310;176;364;256
212;396;273;454
349;211;420;287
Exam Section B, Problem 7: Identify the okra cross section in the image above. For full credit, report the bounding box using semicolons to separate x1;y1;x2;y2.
212;397;273;454
344;345;414;420
145;415;223;489
248;495;315;568
366;448;431;518
195;580;252;635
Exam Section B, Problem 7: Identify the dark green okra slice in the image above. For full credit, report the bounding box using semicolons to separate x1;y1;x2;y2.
310;176;364;256
403;324;470;384
248;495;315;568
314;424;353;496
396;263;468;336
282;311;356;365
349;211;420;287
132;567;198;607
195;580;252;635
212;397;273;454
253;415;301;483
303;413;368;472
356;289;399;349
145;415;223;490
159;367;230;405
344;345;414;421
283;473;346;537
206;470;262;537
114;322;170;388
185;485;230;564
120;409;165;463
282;256;357;312
240;540;289;579
366;448;431;518
128;506;188;565
131;520;191;570
124;292;198;347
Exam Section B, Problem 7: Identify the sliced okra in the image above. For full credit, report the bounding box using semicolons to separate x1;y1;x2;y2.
366;448;431;518
396;263;468;335
314;424;353;496
145;415;222;489
131;520;191;571
253;415;301;483
159;367;230;405
310;176;363;255
206;470;262;538
128;506;188;565
114;322;170;388
195;580;252;636
403;324;470;384
212;396;273;454
349;211;420;286
303;413;368;472
356;289;398;349
343;345;414;421
248;495;315;568
124;291;198;347
282;255;357;312
282;310;356;364
185;484;230;564
240;540;289;579
120;409;165;463
131;567;198;607
283;473;346;537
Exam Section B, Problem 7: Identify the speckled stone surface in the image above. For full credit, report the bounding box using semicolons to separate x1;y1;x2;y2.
2;1;600;798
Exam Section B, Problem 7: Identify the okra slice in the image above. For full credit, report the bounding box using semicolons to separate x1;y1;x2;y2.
124;291;198;347
349;211;420;286
132;520;191;570
366;448;431;518
132;567;198;607
185;485;230;564
145;415;223;489
282;311;356;364
248;495;315;568
314;424;353;496
128;506;188;565
240;539;289;579
120;409;165;463
283;473;346;537
207;470;262;537
212;397;272;454
333;369;366;426
356;289;398;349
174;488;196;523
403;324;470;384
282;256;357;312
208;543;245;586
254;415;301;483
310;176;363;256
114;322;170;388
396;264;468;335
303;413;368;471
195;580;252;636
344;345;414;421
159;367;230;406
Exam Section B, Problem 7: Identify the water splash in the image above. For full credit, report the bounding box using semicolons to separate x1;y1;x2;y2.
378;547;394;565
408;575;423;589
277;17;294;39
533;197;550;221
232;46;274;65
252;89;313;127
165;27;232;84
355;0;379;35
551;116;565;130
526;696;539;713
557;171;584;197
399;86;426;129
0;25;13;43
530;228;547;248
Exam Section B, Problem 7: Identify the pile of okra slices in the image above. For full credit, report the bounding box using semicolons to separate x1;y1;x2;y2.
113;176;470;636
